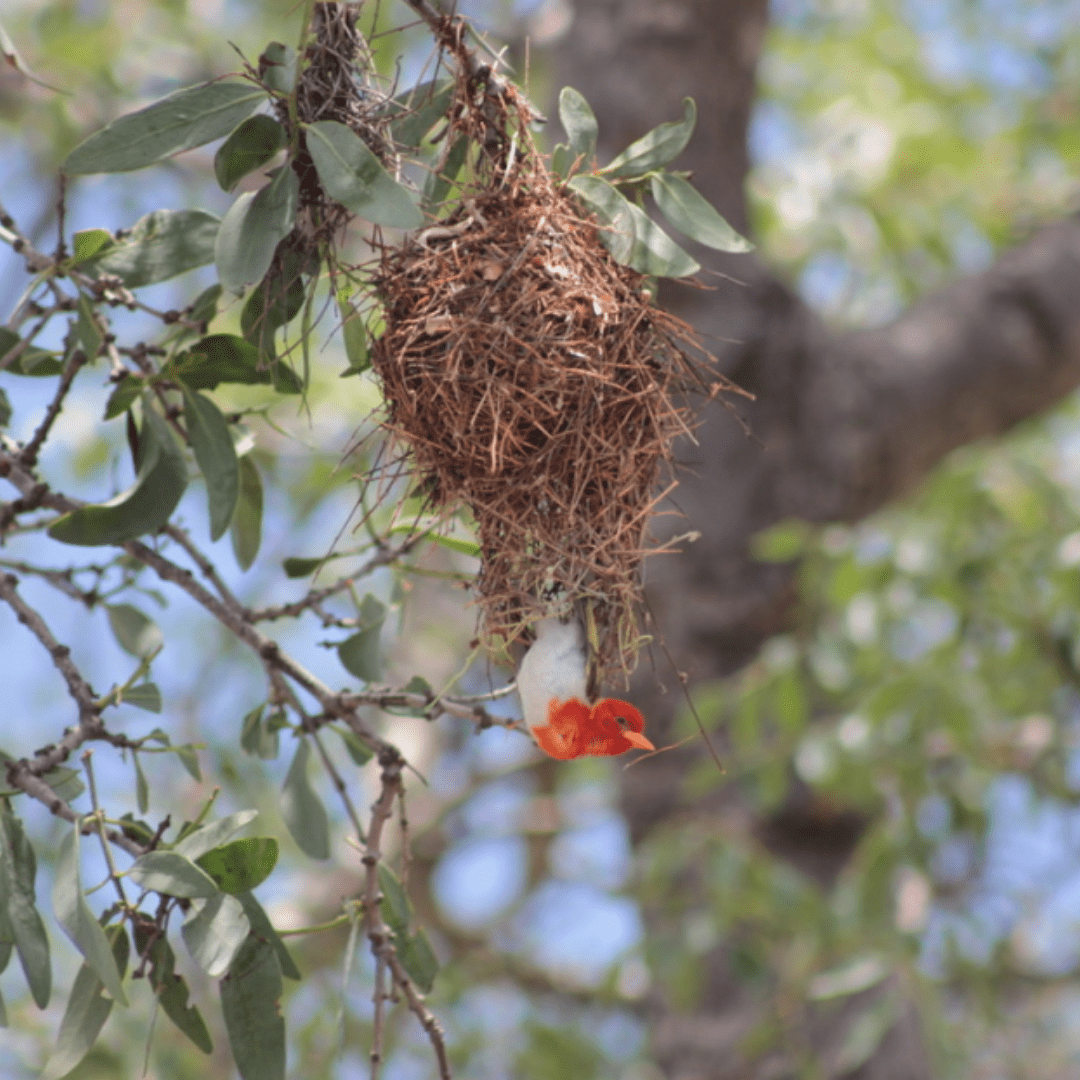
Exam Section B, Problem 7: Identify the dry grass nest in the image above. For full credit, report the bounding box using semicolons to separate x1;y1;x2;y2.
368;83;739;683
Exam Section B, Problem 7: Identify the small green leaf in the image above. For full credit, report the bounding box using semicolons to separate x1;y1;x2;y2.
0;328;62;375
398;929;438;993
71;229;114;263
133;927;212;1053
338;297;369;373
85;210;221;288
182;891;250;977
134;755;149;814
621;199;700;278
422;134;469;213
52;823;128;1006
40;925;129;1080
106;603;163;658
282;554;338;578
215;115;286;192
568;174;635;263
103;375;145;420
0;388;11;429
183;387;240;541
230;455;263;571
122;682;163;713
190;283;222;325
220;936;285;1080
236;892;300;981
128;851;220;899
75;292;103;359
196;838;278;895
602;97;696;178
259;42;297;96
387;78;454;147
559;87;598;168
280;740;331;860
307;120;424;229
63;81;267;175
338;624;383;682
650;173;754;252
215;166;298;294
0;803;51;1008
175;743;201;780
48;404;188;546
378;865;411;934
334;725;374;766
174;810;260;861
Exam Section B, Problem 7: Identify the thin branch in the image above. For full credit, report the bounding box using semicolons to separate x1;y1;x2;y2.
20;347;90;468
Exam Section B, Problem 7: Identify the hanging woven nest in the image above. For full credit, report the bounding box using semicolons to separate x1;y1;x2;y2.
367;65;735;683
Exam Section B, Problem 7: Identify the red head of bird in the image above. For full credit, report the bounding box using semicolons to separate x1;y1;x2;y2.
516;617;654;760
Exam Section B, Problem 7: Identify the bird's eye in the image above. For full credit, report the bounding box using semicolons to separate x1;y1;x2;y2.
615;715;627;726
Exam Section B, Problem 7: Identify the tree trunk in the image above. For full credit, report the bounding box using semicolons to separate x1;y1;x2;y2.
552;1;1080;1075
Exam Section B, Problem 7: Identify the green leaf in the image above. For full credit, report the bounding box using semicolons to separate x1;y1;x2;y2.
387;78;454;147
215;115;286;192
0;328;62;375
63;81;267;174
258;42;297;96
175;744;201;780
621;199;700;278
422;133;469;214
334;725;374;766
174;810;260;861
75;292;103;359
240;252;307;358
281;554;340;578
236;892;301;981
85;209;221;288
378;865;411;934
568;174;635;263
40;925;129;1080
0;387;10;428
338;297;369;373
230;455;263;571
103;375;145;420
752;519;813;562
128;851;220;899
240;704;281;760
51;823;128;1006
196;838;278;895
338;624;383;682
133;927;212;1053
602;96;696;178
190;283;222;325
183;386;240;541
551;143;574;179
398;930;438;993
306;120;424;229
71;229;114;263
220;936;285;1080
174;334;301;394
280;740;331;860
559;87;598;168
0;803;51;1008
106;603;163;658
650;173;754;252
215;165;298;294
183;891;250;977
48;404;188;546
122;682;163;713
134;755;149;814
834;994;899;1074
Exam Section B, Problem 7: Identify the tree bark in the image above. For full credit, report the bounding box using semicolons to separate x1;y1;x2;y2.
552;1;1080;1076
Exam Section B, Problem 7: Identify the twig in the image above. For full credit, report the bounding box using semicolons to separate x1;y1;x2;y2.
20;346;89;468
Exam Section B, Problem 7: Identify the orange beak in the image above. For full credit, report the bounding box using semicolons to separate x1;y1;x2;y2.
622;730;655;752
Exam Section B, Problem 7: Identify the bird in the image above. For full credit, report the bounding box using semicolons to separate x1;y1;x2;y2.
516;616;655;760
